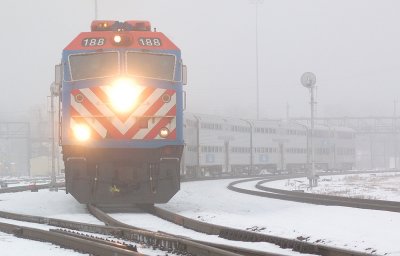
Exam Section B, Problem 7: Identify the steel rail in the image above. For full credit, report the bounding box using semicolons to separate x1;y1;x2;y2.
151;206;371;256
0;182;64;193
0;200;375;256
0;207;243;256
0;221;142;256
0;200;285;255
88;204;254;256
224;172;400;212
255;180;400;212
0;170;397;255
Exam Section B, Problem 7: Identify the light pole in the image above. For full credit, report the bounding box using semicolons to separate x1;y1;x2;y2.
250;0;263;119
301;72;317;187
50;65;61;191
50;83;57;190
394;100;398;169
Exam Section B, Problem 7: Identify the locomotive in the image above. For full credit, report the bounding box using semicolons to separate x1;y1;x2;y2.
54;20;186;205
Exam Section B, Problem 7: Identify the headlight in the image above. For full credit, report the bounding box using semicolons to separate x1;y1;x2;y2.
112;34;131;46
159;127;170;138
107;78;141;113
73;124;91;142
113;35;122;44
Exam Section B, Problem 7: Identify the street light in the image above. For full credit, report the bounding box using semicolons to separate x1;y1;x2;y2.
49;65;61;191
394;100;398;169
49;83;57;190
301;72;317;187
250;0;263;119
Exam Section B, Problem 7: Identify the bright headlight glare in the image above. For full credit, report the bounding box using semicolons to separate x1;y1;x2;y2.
113;35;122;43
73;124;91;142
159;127;170;138
108;78;141;113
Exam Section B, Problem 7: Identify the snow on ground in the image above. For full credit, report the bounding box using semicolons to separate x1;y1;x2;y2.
0;188;306;255
0;232;85;256
111;212;306;255
267;172;400;201
0;190;97;255
160;178;400;255
0;189;175;256
0;189;101;224
1;174;400;255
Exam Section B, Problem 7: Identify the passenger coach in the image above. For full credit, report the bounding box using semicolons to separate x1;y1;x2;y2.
181;114;356;177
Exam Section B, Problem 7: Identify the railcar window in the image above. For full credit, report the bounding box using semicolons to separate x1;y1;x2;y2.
255;127;276;134
200;123;223;130
69;52;119;80
127;52;175;81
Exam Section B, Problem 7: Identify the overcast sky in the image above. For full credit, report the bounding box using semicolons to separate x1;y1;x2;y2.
1;0;400;120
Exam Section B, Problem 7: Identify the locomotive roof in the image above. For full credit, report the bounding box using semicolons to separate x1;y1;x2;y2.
64;20;179;51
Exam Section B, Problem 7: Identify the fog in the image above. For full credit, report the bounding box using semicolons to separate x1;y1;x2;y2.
1;0;400;119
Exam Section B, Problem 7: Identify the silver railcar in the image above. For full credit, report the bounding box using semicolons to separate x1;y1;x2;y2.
182;113;356;176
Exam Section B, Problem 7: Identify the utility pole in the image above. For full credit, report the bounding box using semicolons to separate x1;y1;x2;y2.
255;0;259;120
50;83;57;190
394;100;398;169
310;85;316;186
50;64;61;190
250;0;263;119
301;72;317;187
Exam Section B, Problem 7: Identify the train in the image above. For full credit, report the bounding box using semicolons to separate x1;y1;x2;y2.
181;113;356;178
54;20;186;205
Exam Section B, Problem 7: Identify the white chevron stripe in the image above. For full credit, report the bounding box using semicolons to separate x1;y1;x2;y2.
79;88;125;132
154;118;177;140
132;94;177;139
132;116;177;140
70;110;107;138
80;86;167;134
130;88;166;116
71;86;176;139
98;85;166;117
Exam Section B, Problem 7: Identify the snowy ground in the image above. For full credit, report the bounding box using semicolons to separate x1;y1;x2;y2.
0;174;399;255
0;190;178;256
267;172;400;201
0;191;92;256
0;188;304;255
161;178;400;255
0;233;84;256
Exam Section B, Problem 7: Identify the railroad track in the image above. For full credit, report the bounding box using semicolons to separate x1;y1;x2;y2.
0;198;377;256
145;205;373;256
0;206;273;256
0;170;397;255
227;173;400;213
0;182;289;255
88;204;278;256
0;182;64;193
0;213;141;255
89;199;371;256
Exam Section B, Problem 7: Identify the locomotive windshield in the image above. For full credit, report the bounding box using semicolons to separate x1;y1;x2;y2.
69;52;119;80
126;52;175;81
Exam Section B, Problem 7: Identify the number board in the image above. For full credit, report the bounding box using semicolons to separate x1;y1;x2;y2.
82;38;106;47
138;37;162;47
